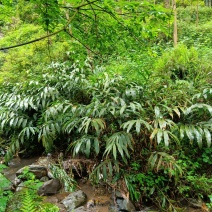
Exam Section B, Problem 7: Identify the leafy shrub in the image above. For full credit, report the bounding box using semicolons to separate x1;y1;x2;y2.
0;59;211;210
0;172;13;212
6;168;59;212
178;6;212;24
154;44;210;83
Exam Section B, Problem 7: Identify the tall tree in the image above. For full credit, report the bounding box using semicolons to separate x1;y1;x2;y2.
173;0;178;46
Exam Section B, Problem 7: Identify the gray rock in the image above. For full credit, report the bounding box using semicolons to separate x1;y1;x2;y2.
108;205;118;212
13;177;22;186
8;157;21;167
62;190;87;211
16;165;47;179
118;198;136;211
74;206;91;212
35;156;52;167
109;200;136;212
40;176;49;182
115;190;123;198
16;182;25;192
109;190;136;212
37;179;61;196
47;171;54;179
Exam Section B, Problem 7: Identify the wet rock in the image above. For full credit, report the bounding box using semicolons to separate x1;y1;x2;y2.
47;171;54;179
40;176;49;182
13;177;22;186
74;206;91;212
86;199;95;208
8;156;21;167
38;179;61;196
118;198;136;211
43;196;59;204
16;165;47;179
109;201;136;212
35;156;52;167
109;190;136;212
115;190;123;198
93;197;110;206
16;182;25;192
62;190;87;211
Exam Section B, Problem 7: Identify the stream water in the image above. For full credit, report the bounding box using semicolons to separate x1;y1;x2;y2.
3;156;39;181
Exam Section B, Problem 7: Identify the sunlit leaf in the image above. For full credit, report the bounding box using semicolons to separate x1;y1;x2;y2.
204;128;211;147
157;129;163;144
150;128;158;141
163;130;169;146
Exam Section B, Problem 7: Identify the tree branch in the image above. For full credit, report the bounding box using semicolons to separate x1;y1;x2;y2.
64;30;101;57
0;29;65;51
0;9;79;51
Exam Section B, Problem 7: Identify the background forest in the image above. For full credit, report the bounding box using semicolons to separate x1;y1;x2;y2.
0;0;211;211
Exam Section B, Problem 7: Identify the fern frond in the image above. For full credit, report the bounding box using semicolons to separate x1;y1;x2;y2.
20;190;37;212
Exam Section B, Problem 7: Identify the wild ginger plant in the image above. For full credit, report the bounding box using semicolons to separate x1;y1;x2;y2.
0;61;211;210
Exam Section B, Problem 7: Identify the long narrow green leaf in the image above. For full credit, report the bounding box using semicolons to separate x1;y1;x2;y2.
157;129;163;144
204;128;211;147
120;105;126;115
150;128;159;141
173;107;181;118
103;165;107;180
159;119;166;129
150;154;158;170
94;138;100;155
154;106;161;118
112;144;117;160
157;156;162;172
117;142;124;159
127;120;136;133
85;138;91;157
185;125;194;141
180;125;185;139
135;120;141;135
163;130;169;146
193;126;202;148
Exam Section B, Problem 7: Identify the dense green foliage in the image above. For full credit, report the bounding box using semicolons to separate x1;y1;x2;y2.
0;165;59;212
0;165;13;212
0;0;211;211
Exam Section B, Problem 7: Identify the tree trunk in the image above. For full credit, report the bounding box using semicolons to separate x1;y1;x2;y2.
164;0;171;8
173;0;177;46
196;0;199;27
205;0;212;6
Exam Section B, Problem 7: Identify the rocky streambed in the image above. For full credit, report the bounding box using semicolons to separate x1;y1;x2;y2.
2;156;209;212
2;156;139;212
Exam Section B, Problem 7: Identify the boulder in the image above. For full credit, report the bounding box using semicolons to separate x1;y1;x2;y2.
117;198;136;211
16;165;47;179
109;190;136;212
62;190;87;211
37;179;61;196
